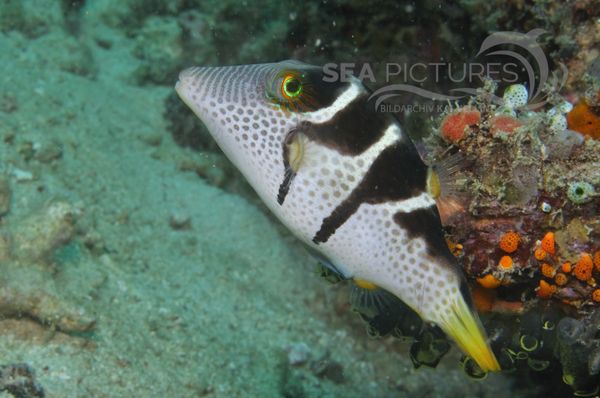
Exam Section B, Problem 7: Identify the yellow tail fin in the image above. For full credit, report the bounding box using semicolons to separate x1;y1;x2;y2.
439;294;501;372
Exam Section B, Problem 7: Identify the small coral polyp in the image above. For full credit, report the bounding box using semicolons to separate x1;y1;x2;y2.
567;181;596;205
499;255;513;270
440;107;481;143
537;279;557;299
489;115;523;136
575;253;594;283
499;231;520;254
567;92;600;140
555;273;568;286
502;84;529;109
477;274;501;289
541;263;556;278
541;232;556;255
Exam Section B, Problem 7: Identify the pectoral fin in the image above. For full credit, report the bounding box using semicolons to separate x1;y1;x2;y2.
278;130;307;205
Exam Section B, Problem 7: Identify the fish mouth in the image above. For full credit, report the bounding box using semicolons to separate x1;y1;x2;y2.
174;78;183;92
175;67;196;96
175;67;204;114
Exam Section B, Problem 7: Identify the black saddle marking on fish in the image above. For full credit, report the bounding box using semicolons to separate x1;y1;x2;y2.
392;206;457;265
312;140;427;244
305;66;352;109
277;167;295;205
277;132;296;205
300;93;394;155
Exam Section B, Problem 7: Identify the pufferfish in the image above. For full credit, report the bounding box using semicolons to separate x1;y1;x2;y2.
175;60;500;372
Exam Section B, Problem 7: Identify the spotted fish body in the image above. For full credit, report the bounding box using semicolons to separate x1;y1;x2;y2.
176;61;500;372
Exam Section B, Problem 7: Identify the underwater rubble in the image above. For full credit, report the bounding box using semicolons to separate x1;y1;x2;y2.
0;177;95;335
0;363;45;398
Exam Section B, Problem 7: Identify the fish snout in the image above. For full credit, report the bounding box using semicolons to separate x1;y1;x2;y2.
175;67;204;102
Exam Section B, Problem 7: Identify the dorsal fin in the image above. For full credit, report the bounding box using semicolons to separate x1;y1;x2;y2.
427;151;470;224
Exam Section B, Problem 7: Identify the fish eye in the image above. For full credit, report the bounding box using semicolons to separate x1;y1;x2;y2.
265;66;316;112
281;74;302;99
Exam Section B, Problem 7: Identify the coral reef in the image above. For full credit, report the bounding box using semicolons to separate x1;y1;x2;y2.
418;80;600;394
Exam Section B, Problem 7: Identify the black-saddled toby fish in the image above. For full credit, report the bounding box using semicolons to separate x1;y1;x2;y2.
175;60;500;372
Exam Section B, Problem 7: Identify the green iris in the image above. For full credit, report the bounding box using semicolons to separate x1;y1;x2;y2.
283;75;302;98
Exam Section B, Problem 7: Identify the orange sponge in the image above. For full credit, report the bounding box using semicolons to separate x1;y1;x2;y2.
477;274;501;289
537;280;556;299
541;232;555;256
567;98;600;140
574;253;593;281
499;231;520;254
